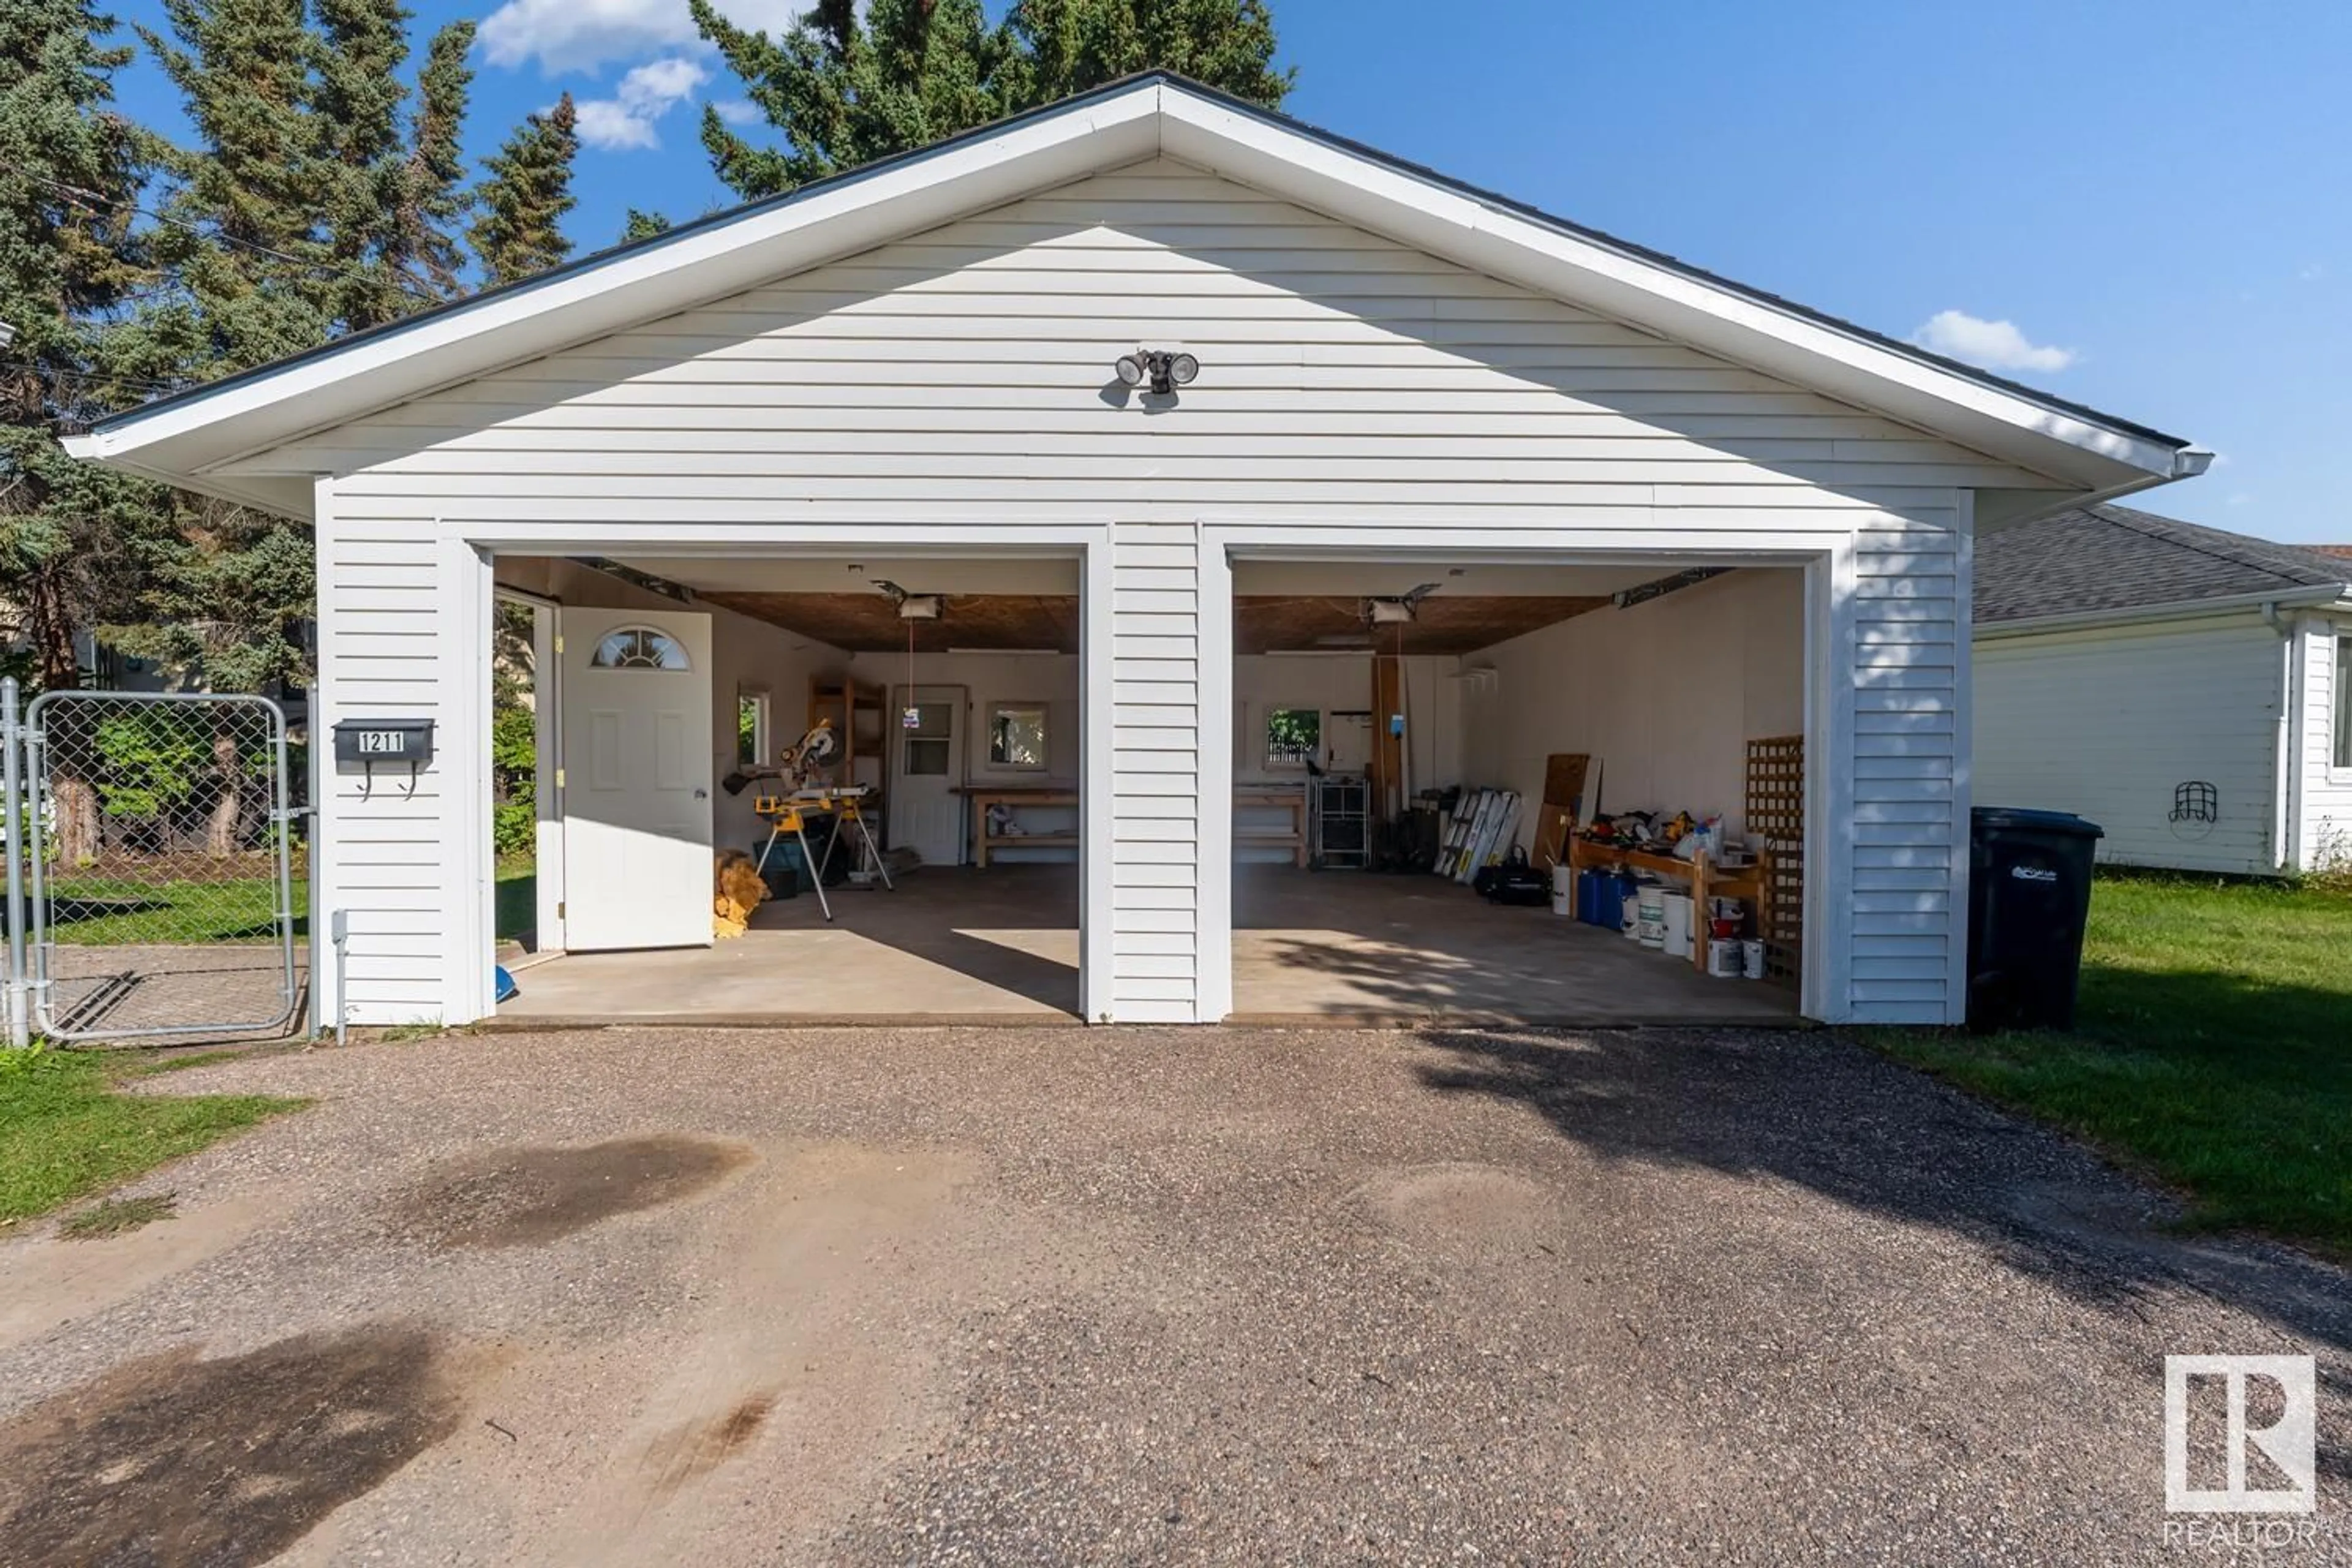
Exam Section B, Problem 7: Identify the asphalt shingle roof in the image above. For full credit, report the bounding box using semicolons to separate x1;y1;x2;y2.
1975;503;2352;625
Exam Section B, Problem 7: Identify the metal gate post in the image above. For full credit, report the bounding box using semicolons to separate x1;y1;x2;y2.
1;678;25;1048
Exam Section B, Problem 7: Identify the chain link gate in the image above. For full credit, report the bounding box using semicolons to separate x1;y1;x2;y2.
6;686;301;1043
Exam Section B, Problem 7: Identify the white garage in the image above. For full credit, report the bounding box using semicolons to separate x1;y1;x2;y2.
66;74;2205;1028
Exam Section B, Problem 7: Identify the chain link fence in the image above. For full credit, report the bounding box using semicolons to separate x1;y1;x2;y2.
11;688;302;1042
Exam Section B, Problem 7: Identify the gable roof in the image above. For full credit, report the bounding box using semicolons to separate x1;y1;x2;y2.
1975;503;2352;626
66;72;2206;519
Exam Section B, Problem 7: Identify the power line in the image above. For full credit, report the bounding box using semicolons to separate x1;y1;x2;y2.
2;160;448;307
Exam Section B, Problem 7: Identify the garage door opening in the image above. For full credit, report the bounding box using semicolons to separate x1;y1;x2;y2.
487;551;1085;1022
1226;557;1808;1024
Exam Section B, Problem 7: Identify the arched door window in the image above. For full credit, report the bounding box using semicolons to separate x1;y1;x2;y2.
589;627;692;671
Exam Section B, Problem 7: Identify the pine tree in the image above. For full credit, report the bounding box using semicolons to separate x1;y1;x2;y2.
139;0;337;370
396;20;475;297
619;207;673;245
693;0;1289;201
470;94;579;287
311;0;423;329
0;0;183;862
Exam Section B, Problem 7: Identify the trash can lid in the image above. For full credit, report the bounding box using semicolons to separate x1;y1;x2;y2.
1972;805;2105;837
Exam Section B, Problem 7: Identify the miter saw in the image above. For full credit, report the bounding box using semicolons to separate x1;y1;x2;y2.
727;718;894;922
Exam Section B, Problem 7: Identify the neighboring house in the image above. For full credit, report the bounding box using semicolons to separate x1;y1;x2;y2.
1974;505;2352;876
66;74;2204;1028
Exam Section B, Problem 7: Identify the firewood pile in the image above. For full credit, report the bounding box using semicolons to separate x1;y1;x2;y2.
713;849;767;938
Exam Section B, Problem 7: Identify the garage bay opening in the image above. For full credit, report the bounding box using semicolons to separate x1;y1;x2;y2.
488;552;1085;1022
1227;558;1807;1024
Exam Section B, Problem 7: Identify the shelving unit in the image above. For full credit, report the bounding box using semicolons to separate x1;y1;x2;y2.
808;676;889;807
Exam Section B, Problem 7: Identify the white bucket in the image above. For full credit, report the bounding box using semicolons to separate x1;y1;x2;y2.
1635;888;1666;948
1551;864;1575;897
1741;938;1766;980
1660;892;1694;959
1708;938;1743;978
1551;891;1574;916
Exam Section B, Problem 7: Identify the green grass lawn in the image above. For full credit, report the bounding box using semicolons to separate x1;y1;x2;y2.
1872;870;2352;1257
0;1047;301;1225
43;859;540;945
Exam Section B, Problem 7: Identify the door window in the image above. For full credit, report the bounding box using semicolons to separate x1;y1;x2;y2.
903;701;954;776
589;627;691;671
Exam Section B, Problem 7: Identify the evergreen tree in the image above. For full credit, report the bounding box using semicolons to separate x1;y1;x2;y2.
619;207;673;245
311;0;423;329
396;20;475;297
0;0;182;861
470;94;578;287
139;0;337;369
693;0;1289;201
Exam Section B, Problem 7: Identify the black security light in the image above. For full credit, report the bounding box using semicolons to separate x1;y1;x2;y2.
1114;349;1200;394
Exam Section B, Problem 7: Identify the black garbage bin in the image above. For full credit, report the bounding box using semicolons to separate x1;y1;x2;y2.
1966;806;2103;1031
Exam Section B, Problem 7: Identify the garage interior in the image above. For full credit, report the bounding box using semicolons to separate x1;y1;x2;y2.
484;552;1807;1024
1225;559;1804;1023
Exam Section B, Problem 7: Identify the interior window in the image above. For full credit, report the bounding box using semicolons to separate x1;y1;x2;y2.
1265;707;1321;769
989;704;1049;770
737;691;767;767
2335;633;2350;771
590;627;690;671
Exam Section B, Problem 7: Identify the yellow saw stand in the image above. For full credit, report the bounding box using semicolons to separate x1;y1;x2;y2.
751;786;893;922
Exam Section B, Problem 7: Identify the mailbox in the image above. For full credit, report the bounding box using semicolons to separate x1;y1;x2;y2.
333;717;435;769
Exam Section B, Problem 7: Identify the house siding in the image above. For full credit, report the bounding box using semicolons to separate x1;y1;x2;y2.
2297;613;2352;872
1972;614;2285;876
277;157;2029;1024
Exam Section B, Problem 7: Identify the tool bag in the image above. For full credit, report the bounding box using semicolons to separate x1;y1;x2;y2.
1474;846;1551;906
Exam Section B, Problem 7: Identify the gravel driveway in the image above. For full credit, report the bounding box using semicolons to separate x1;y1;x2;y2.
0;1025;2345;1566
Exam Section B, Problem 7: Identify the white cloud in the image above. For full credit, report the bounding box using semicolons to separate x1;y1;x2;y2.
2226;492;2255;508
1912;309;2076;374
572;56;710;151
2298;262;2326;282
715;98;764;126
479;0;807;74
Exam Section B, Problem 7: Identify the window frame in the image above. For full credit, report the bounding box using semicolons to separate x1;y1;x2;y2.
987;701;1050;772
588;625;692;671
1263;706;1322;771
737;687;769;768
2332;628;2351;774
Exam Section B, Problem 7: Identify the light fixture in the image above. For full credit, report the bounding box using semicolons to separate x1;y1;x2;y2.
897;595;943;621
1114;348;1200;395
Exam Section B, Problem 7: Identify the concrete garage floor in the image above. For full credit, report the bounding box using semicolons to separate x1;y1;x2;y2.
1;1025;2345;1564
499;864;1796;1025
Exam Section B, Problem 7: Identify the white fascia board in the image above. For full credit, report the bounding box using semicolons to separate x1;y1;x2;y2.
1159;95;2195;491
74;89;1163;486
1972;582;2350;640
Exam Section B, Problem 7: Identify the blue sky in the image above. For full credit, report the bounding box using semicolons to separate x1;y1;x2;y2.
105;0;2352;542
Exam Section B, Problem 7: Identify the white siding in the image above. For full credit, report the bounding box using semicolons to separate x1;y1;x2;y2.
275;157;2038;1024
2296;614;2352;872
1973;614;2285;876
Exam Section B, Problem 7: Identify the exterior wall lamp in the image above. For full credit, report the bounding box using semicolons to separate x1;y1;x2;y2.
1114;349;1199;394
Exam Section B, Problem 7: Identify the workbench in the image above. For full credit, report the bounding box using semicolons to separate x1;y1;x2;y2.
1234;784;1309;868
1566;837;1763;972
963;786;1079;867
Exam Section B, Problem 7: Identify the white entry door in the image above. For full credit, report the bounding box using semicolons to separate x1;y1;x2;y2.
891;684;966;865
559;608;714;949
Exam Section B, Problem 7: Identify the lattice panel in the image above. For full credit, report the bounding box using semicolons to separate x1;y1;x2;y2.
1747;734;1806;986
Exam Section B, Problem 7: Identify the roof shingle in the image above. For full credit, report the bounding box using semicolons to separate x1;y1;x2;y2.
1975;504;2351;624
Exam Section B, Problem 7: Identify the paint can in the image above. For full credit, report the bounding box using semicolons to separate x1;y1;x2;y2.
1635;888;1665;948
1741;938;1766;980
1660;892;1693;959
1708;938;1743;979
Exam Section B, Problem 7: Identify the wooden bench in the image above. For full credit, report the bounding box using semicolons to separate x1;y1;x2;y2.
965;787;1079;868
1234;785;1308;869
1566;838;1764;971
